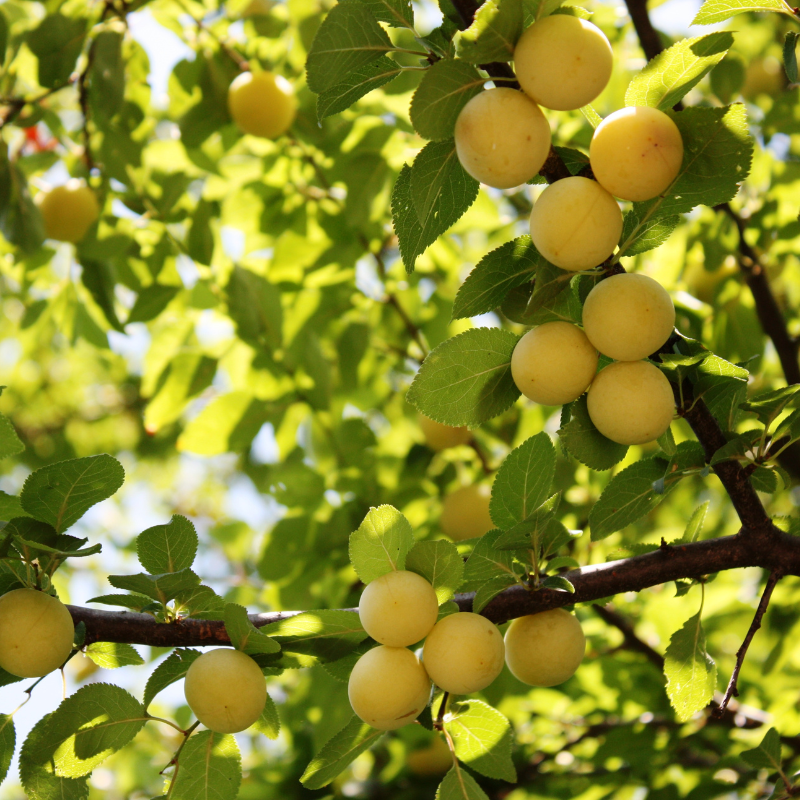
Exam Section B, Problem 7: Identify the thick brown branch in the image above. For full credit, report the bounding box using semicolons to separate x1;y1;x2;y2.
622;0;665;61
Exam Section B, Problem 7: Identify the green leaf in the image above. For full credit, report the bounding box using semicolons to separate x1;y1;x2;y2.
169;731;241;800
541;574;575;592
144;649;201;709
407;328;520;426
20;455;125;533
306;3;393;94
349;505;415;583
87;593;154;611
625;33;734;110
0;714;14;786
457;0;523;63
784;32;799;84
0;10;7;62
664;612;717;722
406;539;465;603
588;457;673;540
490;432;555;530
251;693;280;739
693;0;795;25
226;266;282;348
446;700;515;781
617;212;681;259
89;30;125;122
301;716;385;789
357;0;414;27
316;56;402;122
0;492;28;522
436;766;490;800
137;515;198;574
174;585;226;620
410;60;484;141
682;502;710;543
27;14;86;89
741;727;783;771
107;569;201;603
85;642;144;669
0;146;45;254
261;610;368;662
224;603;281;655
558;396;629;471
0;413;23;460
452;236;539;320
128;284;181;325
473;574;517;613
462;529;519;611
740;385;800;425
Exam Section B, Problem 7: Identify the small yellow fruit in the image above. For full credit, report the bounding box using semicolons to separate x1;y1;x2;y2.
440;484;494;541
0;588;74;678
684;258;739;304
514;15;613;111
407;736;452;777
586;360;674;445
228;71;296;139
37;180;100;244
582;273;675;361
454;88;552;189
511;322;598;405
530;176;622;271
504;609;585;686
422;612;505;694
348;645;431;730
590;106;684;202
418;413;472;451
359;570;439;647
184;649;267;733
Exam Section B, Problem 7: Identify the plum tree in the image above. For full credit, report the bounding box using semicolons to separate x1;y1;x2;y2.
183;649;267;733
511;322;598;405
440;484;494;541
358;570;439;647
0;588;74;678
582;273;676;361
587;361;675;445
348;645;431;730
454;88;551;189
228;70;297;139
36;180;99;244
504;610;585;686
529;176;623;271
590;106;684;201
514;15;613;111
422;612;505;694
418;413;472;451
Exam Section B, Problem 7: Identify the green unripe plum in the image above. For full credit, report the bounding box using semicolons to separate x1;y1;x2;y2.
359;570;439;647
348;645;431;730
504;609;585;686
184;649;267;733
587;360;674;445
511;322;598;405
407;736;452;777
422;612;505;694
418;413;472;451
454;88;551;189
0;589;74;678
37;180;100;244
228;71;296;139
441;484;494;541
514;16;613;111
582;274;675;361
590;107;684;202
529;177;622;271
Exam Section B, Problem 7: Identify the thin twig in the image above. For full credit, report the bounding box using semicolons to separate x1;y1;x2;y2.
434;692;449;731
176;0;249;70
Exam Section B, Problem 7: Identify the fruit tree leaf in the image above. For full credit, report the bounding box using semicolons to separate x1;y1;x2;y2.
108;569;201;603
693;0;795;25
224;603;281;655
169;731;241;800
85;642;144;669
784;32;799;83
682;501;710;543
306;3;393;94
252;693;280;739
436;765;490;800
226;266;282;348
407;328;520;426
358;0;414;28
462;529;519;611
625;32;734;110
20;455;124;533
174;584;226;620
143;353;216;432
301;715;385;789
457;0;523;63
260;610;367;662
490;432;555;530
447;700;516;782
740;385;800;425
316;56;402;122
0;413;23;460
136;515;198;575
0;492;28;522
406;539;465;603
741;727;783;771
617;212;681;260
0;714;14;786
558;396;629;471
27;14;87;89
87;593;154;611
664;612;717;722
349;505;415;583
144;649;201;709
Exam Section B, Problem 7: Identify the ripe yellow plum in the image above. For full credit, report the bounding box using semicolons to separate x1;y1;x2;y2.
511;322;598;405
228;71;296;139
587;360;674;445
514;15;613;111
37;180;100;244
348;645;431;730
504;609;585;686
440;484;494;541
422;612;504;694
407;736;452;776
530;177;622;271
184;649;267;733
590;107;684;202
454;88;551;189
0;588;74;678
684;258;739;304
359;570;439;647
418;413;472;451
582;273;675;361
